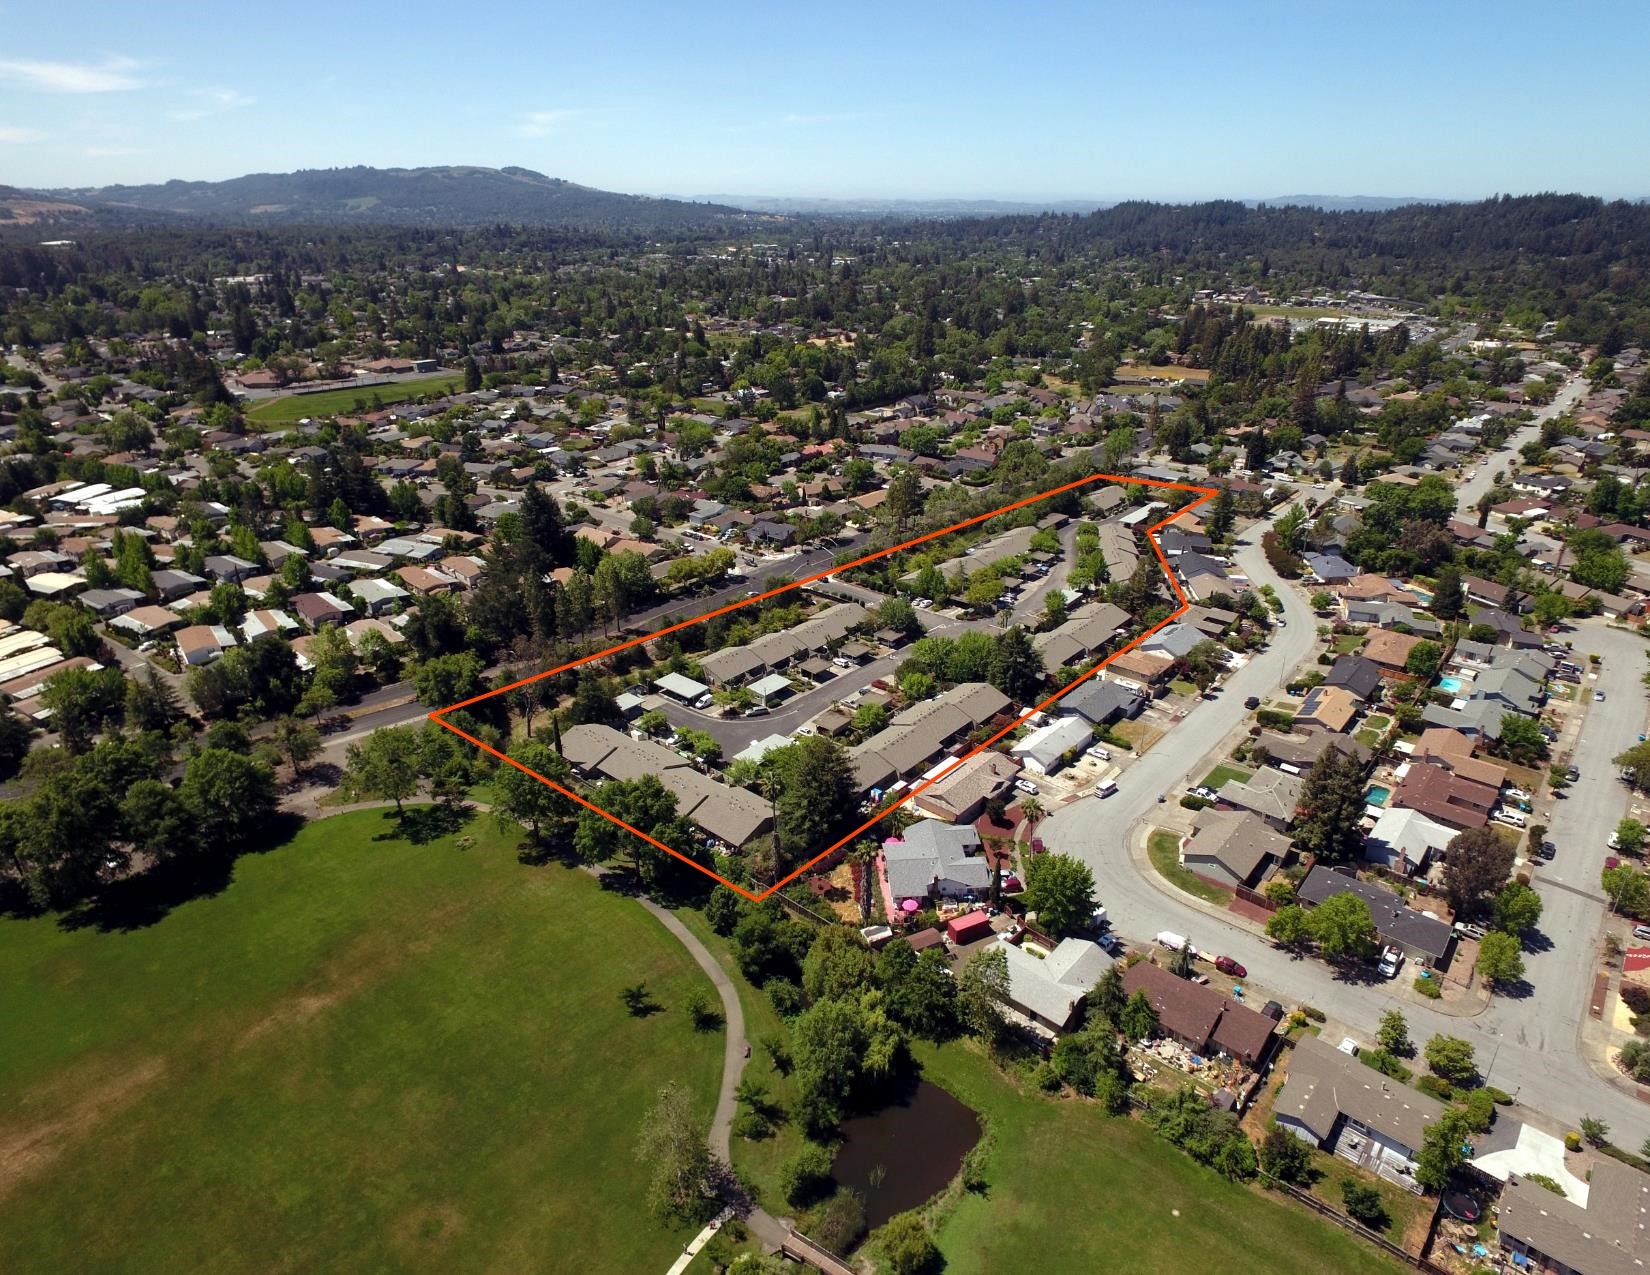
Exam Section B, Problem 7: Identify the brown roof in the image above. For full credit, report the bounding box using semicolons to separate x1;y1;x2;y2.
1362;627;1423;671
1413;728;1507;790
1392;761;1496;830
1121;961;1277;1065
1107;649;1175;683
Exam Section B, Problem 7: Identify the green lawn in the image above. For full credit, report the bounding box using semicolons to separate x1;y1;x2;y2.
917;1043;1403;1274
1148;828;1234;905
1170;678;1201;698
1333;634;1367;654
1201;764;1253;790
0;809;721;1275
246;373;463;424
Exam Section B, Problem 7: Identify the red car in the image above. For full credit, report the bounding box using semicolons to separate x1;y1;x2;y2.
1214;955;1247;978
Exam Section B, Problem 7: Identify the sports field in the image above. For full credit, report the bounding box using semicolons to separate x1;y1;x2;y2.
0;809;720;1274
245;373;462;424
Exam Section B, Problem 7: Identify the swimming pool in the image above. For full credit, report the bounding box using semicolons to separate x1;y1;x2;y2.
1438;676;1466;693
1366;785;1393;806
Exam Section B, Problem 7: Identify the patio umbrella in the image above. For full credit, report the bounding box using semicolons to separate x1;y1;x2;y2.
900;898;920;913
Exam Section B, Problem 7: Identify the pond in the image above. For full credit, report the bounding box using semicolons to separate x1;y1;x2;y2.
831;1080;981;1231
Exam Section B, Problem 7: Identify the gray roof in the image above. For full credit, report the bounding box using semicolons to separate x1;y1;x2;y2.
1056;677;1145;725
1277;1034;1449;1155
1216;769;1302;825
1184;809;1291;883
1011;716;1093;771
850;682;1011;790
1499;1155;1650;1275
885;820;990;899
993;935;1113;1029
1298;866;1454;962
697;601;865;684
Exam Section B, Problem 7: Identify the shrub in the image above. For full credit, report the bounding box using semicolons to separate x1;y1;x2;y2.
1414;975;1442;999
1359;1048;1413;1083
732;1109;773;1141
1622;983;1650;1015
1179;794;1210;811
1461;1088;1498;1134
1257;708;1296;731
1416;1074;1456;1102
779;1143;837;1208
1032;1060;1062;1093
1564;1131;1583;1152
1525;1173;1566;1195
1340;1179;1389;1230
812;1187;867;1257
767;978;805;1017
1302;1005;1327;1023
1484;1086;1514;1106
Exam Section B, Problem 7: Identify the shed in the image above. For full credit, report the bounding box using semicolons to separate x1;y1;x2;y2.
946;911;994;945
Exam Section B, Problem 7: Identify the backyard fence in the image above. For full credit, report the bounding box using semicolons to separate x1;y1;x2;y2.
1264;1177;1450;1273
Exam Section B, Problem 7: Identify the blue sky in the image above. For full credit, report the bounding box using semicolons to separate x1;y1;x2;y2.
2;1;1646;200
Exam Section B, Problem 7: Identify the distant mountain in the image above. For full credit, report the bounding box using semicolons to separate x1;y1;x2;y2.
693;194;1112;217
25;166;748;230
1255;194;1451;212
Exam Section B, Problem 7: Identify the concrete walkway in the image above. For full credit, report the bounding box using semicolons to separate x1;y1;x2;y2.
664;1209;732;1275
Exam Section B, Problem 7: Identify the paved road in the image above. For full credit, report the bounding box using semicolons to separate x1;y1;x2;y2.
1047;432;1650;1141
1452;376;1588;514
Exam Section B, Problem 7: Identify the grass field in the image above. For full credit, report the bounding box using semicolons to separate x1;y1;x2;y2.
1114;362;1212;383
246;373;463;424
1148;827;1234;905
1201;764;1253;790
917;1043;1402;1274
0;809;721;1274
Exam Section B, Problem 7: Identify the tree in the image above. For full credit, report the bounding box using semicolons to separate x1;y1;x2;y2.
1266;904;1311;949
1580;1115;1611;1147
39;666;126;754
1377;1010;1412;1058
494;740;573;841
463;355;482;393
1497;712;1547;762
124;668;182;733
569;672;620;725
1617;741;1650;790
989;625;1045;704
412;652;485;710
635;1081;719;1224
957;947;1011;1048
1260;1125;1313;1184
342;725;423;813
1423;1035;1477;1085
1275;503;1309;552
1340;1180;1389;1230
777;1142;835;1207
1604;864;1650;919
1493;881;1543;935
122;778;192;857
1119;989;1159;1042
1306;891;1377;959
761;736;855;863
1431;561;1464;621
1476;930;1525;989
179;748;276;847
1442;826;1516;918
876;1212;940;1275
1024;852;1096;937
884;468;923;531
1618;818;1648;854
803;927;878;1004
1293;744;1367;862
1405;640;1444;680
851;701;889;734
1416;1108;1473;1190
270;716;321;775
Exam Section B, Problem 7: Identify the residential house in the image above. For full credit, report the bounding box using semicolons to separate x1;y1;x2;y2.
1033;601;1130;671
1056;678;1146;728
1364;806;1455;876
1119;962;1278;1067
1412;728;1508;791
1392;760;1498;831
1181;809;1291;889
351;577;411;616
1105;649;1175;690
850;682;1012;794
992;935;1114;1034
1254;731;1373;774
291;592;355;629
1362;628;1424;676
883;820;993;903
1297;866;1455;966
1324;655;1384;703
1275;1034;1451;1192
174;623;236;667
1498;1155;1650;1274
1215;769;1303;832
910;752;1021;824
1295;684;1361;734
1010;716;1093;776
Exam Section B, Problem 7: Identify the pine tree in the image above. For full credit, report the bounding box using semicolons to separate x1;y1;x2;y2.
1294;746;1367;863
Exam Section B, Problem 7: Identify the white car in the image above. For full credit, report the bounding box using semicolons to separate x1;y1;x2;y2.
1377;947;1403;979
1014;778;1040;795
913;598;932;609
1086;745;1112;761
693;694;714;710
1595;691;1606;702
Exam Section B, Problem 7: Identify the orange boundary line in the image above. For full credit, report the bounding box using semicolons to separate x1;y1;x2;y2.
430;472;1216;901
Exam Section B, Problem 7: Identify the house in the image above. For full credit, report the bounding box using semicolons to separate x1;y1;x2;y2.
748;672;792;706
77;587;143;618
1120;961;1278;1067
1412;728;1507;791
1214;768;1303;831
1463;575;1522;611
174;623;236;666
109;604;184;640
202;554;258;583
1364;806;1455;876
1254;731;1372;773
561;723;771;848
1361;628;1424;675
350;577;411;616
242;609;299;640
653;671;711;704
1056;678;1146;727
1275;1034;1451;1192
1010;716;1093;776
151;568;206;601
1297;866;1455;966
1467;665;1544;717
1324;655;1384;703
394;566;462;596
1033;601;1130;670
1338;574;1413;607
1468;606;1542;649
910;752;1021;824
1305;551;1357;583
1295;685;1360;734
1498;1154;1650;1274
850;683;1012;793
883;820;992;903
291;592;355;629
1106;649;1175;688
1181;809;1291;889
992;935;1113;1034
1391;761;1496;831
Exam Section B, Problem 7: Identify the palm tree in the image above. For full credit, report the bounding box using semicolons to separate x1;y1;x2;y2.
1018;797;1047;826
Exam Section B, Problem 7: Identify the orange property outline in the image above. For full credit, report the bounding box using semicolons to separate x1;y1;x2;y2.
430;472;1216;901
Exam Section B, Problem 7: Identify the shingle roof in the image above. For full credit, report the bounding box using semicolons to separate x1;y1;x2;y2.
1277;1034;1449;1154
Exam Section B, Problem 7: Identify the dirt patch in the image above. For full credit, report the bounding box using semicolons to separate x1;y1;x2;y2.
0;1057;166;1200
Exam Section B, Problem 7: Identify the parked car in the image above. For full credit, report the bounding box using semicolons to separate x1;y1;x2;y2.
832;656;855;669
1377;946;1404;979
1635;925;1650;943
1244;696;1261;710
693;694;714;710
1014;778;1040;795
1595;691;1607;702
1609;831;1622;850
1537;840;1557;861
1276;618;1288;628
1086;745;1112;761
1567;766;1580;781
1214;955;1247;978
1453;921;1487;941
913;597;932;609
1190;785;1220;802
744;704;770;717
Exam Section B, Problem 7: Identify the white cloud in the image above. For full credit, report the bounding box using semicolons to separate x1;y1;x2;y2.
0;126;44;143
0;56;144;93
516;109;582;138
168;86;255;122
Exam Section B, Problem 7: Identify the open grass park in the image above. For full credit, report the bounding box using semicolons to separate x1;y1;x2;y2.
0;809;720;1274
245;374;463;425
